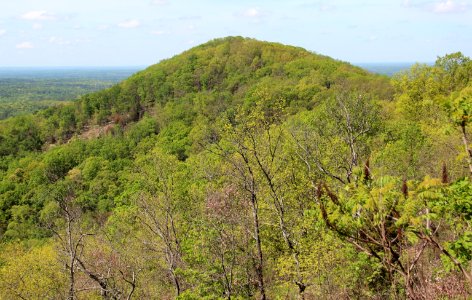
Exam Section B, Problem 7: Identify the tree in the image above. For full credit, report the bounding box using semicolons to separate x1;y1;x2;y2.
435;52;472;93
229;93;312;297
43;176;137;299
315;176;430;298
410;177;472;288
131;149;190;297
291;86;380;185
445;85;472;176
211;96;278;300
204;183;251;299
0;242;66;300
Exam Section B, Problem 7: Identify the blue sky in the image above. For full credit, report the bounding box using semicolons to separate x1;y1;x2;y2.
0;0;471;66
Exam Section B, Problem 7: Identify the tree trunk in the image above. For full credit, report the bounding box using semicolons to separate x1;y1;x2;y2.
67;215;76;300
172;271;181;297
68;261;75;300
250;191;266;300
461;123;472;176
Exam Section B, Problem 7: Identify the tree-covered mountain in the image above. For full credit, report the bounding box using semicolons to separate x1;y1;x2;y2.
1;37;390;157
0;37;471;299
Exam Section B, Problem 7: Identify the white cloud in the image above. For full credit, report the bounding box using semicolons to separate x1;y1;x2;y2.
21;10;56;21
0;29;6;37
403;0;468;13
243;8;261;18
239;7;268;21
152;0;168;5
32;23;43;30
118;19;141;28
433;0;467;13
16;42;34;49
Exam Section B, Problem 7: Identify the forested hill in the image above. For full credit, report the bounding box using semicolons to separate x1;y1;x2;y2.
0;37;472;299
1;37;390;159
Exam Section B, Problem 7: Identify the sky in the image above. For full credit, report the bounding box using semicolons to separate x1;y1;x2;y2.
0;0;471;66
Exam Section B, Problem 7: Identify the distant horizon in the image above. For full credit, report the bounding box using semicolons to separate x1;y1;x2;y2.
1;1;470;66
0;61;429;78
0;60;435;69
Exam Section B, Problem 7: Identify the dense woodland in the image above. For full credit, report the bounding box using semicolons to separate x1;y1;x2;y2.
0;37;471;299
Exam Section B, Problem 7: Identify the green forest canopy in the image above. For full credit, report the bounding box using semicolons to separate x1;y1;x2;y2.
0;37;471;299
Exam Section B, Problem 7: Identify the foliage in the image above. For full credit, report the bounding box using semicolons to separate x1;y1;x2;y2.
0;241;66;299
0;37;471;299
